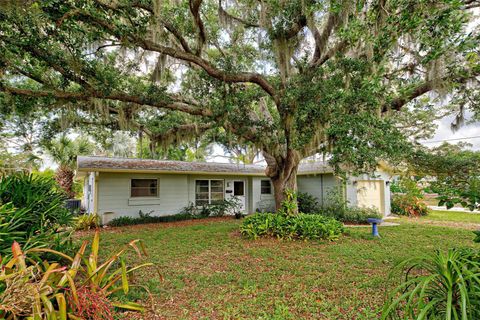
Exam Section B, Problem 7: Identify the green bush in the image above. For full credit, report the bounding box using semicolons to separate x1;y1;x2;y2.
180;198;243;217
303;188;382;223
0;173;73;229
391;194;429;217
240;213;344;241
317;206;383;223
382;248;480;319
0;174;74;258
74;213;100;231
474;230;480;243
108;212;199;227
297;192;320;213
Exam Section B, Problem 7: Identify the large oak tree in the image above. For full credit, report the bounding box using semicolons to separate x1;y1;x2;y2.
1;0;479;209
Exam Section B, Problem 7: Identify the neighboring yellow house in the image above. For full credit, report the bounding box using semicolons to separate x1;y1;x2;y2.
77;156;391;224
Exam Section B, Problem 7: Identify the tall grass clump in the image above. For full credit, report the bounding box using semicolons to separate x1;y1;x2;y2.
0;173;74;258
382;248;480;319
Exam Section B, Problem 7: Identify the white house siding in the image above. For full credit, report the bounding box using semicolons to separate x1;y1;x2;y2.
297;173;340;206
345;171;392;216
87;167;391;222
82;172;96;214
250;174;341;212
97;172;190;224
247;177;253;213
185;174;251;212
251;176;275;212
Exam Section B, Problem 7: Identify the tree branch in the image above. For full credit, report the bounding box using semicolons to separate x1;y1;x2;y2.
1;35;94;90
189;0;206;55
0;85;212;116
311;40;348;67
150;123;213;143
162;21;193;54
218;1;259;28
385;71;480;112
71;10;279;103
309;11;339;65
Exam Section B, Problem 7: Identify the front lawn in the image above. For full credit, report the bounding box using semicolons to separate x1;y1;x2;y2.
94;213;479;319
422;210;480;223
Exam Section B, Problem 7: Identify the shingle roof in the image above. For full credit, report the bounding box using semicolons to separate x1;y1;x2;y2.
77;156;333;176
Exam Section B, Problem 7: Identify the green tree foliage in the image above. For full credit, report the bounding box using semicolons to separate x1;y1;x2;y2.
0;0;479;209
139;135;214;161
44;136;94;198
411;143;480;210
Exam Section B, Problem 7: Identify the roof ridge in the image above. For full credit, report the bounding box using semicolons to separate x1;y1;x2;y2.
77;156;332;175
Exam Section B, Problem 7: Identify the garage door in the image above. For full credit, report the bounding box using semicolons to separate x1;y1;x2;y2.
356;180;384;214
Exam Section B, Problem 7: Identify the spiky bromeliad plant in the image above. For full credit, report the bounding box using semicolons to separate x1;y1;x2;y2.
0;230;153;319
382;248;480;320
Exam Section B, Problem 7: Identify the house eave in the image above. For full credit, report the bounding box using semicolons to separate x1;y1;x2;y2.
76;167;269;176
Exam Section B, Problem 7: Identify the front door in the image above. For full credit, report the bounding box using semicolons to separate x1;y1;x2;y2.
226;180;246;212
233;181;246;211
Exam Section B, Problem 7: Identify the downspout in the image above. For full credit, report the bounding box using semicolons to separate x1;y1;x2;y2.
320;174;324;207
94;172;99;214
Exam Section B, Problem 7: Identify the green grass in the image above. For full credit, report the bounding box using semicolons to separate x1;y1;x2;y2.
90;213;479;319
421;210;480;223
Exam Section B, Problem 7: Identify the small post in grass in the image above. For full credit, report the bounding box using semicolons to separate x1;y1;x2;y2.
367;218;383;237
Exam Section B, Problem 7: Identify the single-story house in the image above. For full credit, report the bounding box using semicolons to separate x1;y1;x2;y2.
77;156;392;224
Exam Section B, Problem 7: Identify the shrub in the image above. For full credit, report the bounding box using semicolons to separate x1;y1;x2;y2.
74;213;100;231
389;177;423;197
299;187;382;223
0;203;74;259
318;206;383;223
0;230;153;319
382;248;480;319
474;230;480;243
297;192;320;213
108;212;197;227
180;198;243;218
240;213;344;241
208;197;243;217
391;194;429;217
0;173;73;229
0;173;74;258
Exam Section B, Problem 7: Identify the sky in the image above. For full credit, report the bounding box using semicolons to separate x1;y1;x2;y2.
40;112;480;170
421;114;480;150
208;114;480;165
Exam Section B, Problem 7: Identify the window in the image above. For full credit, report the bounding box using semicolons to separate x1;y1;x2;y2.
195;180;224;205
131;179;158;197
195;180;209;205
261;180;272;195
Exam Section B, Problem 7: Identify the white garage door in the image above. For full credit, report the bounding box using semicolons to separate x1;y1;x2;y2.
356;180;384;214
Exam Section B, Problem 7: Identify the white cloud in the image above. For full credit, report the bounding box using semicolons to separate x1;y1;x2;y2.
421;114;480;150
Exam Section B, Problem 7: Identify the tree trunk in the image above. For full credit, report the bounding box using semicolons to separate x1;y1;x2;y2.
264;150;300;212
55;165;75;199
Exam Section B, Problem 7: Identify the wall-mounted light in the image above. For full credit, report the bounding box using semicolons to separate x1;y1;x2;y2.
385;181;390;186
352;181;358;186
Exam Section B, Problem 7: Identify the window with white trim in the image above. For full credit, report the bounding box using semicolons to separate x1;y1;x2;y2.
261;180;272;195
131;179;158;197
195;180;224;205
